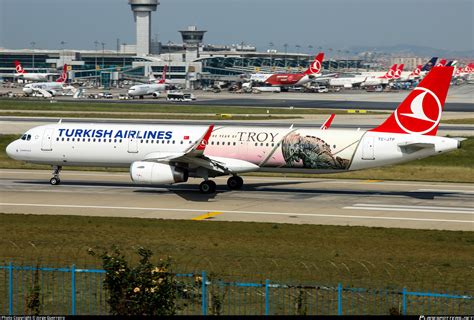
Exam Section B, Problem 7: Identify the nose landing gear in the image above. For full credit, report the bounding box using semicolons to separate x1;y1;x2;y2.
50;165;62;185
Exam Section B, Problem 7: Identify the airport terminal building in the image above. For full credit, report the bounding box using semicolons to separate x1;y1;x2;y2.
0;26;364;88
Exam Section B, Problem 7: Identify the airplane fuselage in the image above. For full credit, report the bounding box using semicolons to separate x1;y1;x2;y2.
7;123;458;176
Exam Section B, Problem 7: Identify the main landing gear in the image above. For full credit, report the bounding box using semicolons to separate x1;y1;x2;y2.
198;176;244;194
227;175;243;190
50;166;62;185
199;180;216;194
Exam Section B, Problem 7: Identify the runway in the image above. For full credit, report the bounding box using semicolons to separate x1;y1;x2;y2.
1;169;473;231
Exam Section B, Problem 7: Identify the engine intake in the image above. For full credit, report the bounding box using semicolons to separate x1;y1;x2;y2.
130;161;188;184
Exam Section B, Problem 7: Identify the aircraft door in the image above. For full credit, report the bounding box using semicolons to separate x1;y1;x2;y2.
41;128;54;151
362;136;375;160
128;138;138;153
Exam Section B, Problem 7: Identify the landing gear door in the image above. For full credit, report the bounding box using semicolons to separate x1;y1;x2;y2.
362;136;375;160
128;138;138;153
41;128;54;151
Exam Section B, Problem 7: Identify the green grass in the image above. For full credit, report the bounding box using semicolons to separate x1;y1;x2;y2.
0;213;472;292
0;99;382;115
1;134;472;182
442;118;474;125
0;111;299;121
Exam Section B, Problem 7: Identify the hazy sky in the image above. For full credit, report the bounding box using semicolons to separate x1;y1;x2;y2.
0;0;472;52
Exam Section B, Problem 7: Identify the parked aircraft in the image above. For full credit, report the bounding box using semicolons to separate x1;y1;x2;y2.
22;65;70;97
127;65;168;98
7;67;459;193
14;60;56;82
329;64;398;88
249;53;325;87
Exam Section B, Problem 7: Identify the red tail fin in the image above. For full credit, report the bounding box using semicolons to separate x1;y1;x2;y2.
370;66;453;136
320;114;335;130
14;60;26;74
380;64;397;79
410;65;422;76
56;64;68;83
436;59;447;67
158;65;167;84
303;52;324;75
394;64;404;79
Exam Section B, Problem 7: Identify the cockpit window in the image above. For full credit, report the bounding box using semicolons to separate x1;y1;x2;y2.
20;134;32;141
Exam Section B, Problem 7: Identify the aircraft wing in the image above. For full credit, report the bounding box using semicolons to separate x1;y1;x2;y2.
142;125;258;174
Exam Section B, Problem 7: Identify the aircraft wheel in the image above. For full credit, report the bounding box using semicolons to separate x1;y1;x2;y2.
199;180;216;194
50;177;61;185
227;176;243;190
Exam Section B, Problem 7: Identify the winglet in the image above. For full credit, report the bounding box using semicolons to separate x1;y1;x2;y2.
320;114;335;130
196;124;214;151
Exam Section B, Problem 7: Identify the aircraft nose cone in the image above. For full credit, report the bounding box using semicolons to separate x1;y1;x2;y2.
6;141;17;159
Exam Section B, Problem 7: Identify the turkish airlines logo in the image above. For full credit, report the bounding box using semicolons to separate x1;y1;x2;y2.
386;69;395;79
309;60;321;74
394;87;442;134
413;68;421;76
394;69;402;78
16;64;24;73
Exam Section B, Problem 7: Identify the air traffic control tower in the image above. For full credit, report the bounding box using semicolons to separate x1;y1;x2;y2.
129;0;159;56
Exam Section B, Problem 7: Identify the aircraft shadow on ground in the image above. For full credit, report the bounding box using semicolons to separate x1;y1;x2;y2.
14;179;460;201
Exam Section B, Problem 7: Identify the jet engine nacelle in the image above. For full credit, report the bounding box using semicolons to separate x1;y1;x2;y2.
152;92;160;98
48;90;56;96
130;161;188;184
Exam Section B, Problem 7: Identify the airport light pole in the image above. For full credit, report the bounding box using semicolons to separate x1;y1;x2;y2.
94;41;99;86
295;44;300;70
268;42;274;69
101;42;106;87
240;41;245;71
30;41;36;70
283;43;288;69
307;45;313;69
60;41;66;67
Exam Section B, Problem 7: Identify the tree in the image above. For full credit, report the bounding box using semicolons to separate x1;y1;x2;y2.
89;246;177;316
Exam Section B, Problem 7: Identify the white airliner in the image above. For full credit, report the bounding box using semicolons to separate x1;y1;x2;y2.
14;61;56;82
7;67;459;193
22;65;69;98
128;65;168;98
328;64;398;88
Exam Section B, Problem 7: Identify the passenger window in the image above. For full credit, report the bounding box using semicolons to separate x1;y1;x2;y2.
67;138;70;141
56;138;59;141
228;142;231;146
167;140;170;144
27;135;31;141
62;138;65;141
140;140;143;143
93;139;96;142
114;139;117;143
83;138;86;142
233;142;236;146
119;139;122;143
72;138;75;142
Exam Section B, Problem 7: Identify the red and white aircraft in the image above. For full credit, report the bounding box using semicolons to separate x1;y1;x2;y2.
249;52;324;87
330;64;398;88
22;64;69;97
128;65;169;98
320;114;335;130
7;67;460;193
14;60;57;82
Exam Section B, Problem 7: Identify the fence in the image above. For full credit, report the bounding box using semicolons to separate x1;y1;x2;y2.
0;263;472;315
